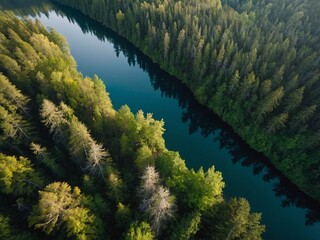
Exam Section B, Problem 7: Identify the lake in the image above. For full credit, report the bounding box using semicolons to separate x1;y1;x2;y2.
2;1;320;239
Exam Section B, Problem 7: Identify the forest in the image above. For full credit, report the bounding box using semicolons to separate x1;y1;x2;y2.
0;11;265;239
53;0;320;202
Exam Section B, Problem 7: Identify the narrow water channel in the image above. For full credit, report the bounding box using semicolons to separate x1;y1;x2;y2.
2;1;320;239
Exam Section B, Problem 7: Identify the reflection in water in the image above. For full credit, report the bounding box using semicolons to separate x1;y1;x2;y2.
3;0;320;226
0;0;52;17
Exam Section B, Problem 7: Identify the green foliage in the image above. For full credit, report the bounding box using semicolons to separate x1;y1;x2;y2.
0;215;11;239
0;74;31;143
0;73;29;114
170;212;201;240
0;215;36;240
30;142;65;178
163;32;170;60
284;87;304;112
199;198;265;240
155;151;188;178
135;145;154;171
29;182;96;239
156;152;224;212
40;99;68;142
254;87;284;123
116;10;125;24
116;106;165;159
64;207;95;239
0;153;41;195
115;202;131;230
125;221;154;240
106;166;126;203
290;104;317;129
266;113;288;133
135;110;165;155
0;105;30;142
68;118;94;163
41;99;111;178
117;105;137;156
170;167;224;212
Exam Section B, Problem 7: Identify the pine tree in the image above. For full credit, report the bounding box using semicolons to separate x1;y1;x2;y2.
40;99;68;143
125;221;154;240
0;105;30;141
266;113;288;133
106;166;126;203
29;182;96;239
138;166;175;234
148;186;175;234
30;142;64;177
258;79;272;98
284;87;304;112
216;43;225;68
135;145;154;171
68;118;94;164
170;212;201;240
0;73;29;115
0;153;42;195
254;87;284;123
85;141;110;178
290;105;317;129
228;70;240;94
200;198;265;240
163;32;170;60
138;166;160;202
176;29;185;61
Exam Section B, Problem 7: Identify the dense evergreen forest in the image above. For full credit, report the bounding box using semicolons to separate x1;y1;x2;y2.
0;12;265;239
54;0;320;201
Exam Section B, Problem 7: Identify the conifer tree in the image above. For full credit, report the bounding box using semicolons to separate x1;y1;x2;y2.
267;113;288;133
40;99;68;143
0;153;41;195
29;182;96;239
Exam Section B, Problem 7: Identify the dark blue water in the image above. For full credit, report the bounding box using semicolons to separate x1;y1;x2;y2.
3;1;320;239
